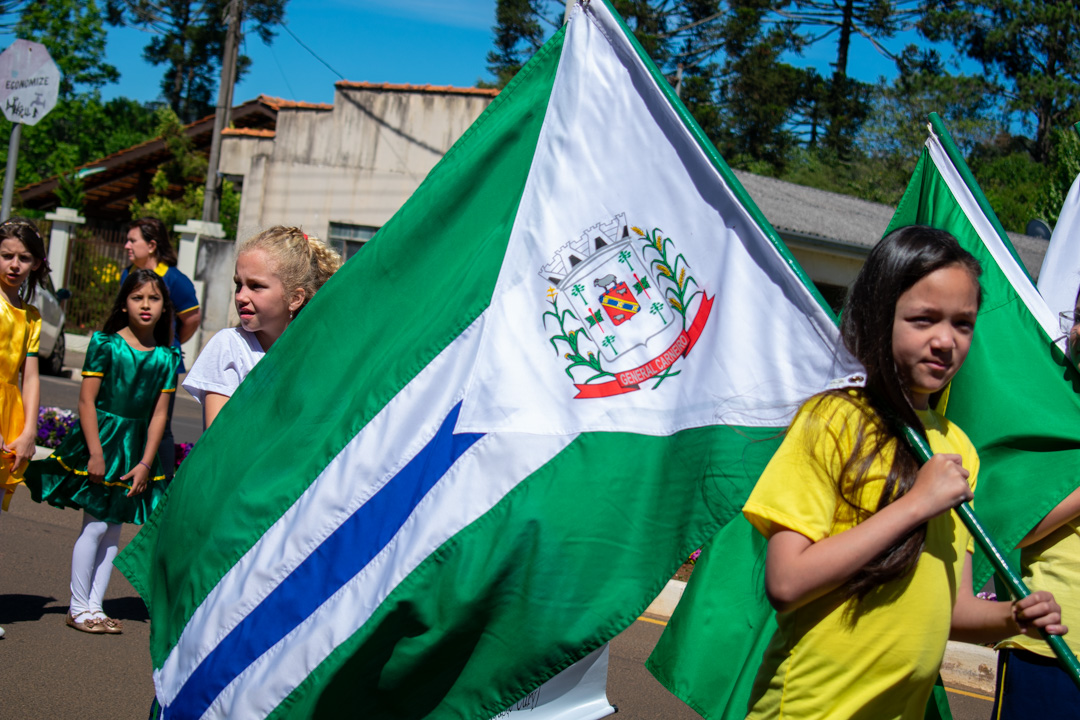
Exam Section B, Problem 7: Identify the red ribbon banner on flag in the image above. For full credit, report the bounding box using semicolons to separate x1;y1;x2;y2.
573;294;714;399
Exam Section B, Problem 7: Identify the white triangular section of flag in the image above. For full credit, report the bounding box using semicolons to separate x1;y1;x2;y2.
457;1;860;437
925;126;1062;349
1037;171;1080;341
493;645;614;720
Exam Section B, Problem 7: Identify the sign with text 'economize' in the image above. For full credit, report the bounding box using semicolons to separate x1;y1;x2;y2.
0;40;60;126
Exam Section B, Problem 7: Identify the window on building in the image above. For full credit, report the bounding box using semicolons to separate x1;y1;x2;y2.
328;222;378;261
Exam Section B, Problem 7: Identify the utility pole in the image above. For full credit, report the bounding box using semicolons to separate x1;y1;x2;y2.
202;0;242;224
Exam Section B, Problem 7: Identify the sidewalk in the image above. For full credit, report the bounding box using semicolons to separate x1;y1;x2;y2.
643;579;998;695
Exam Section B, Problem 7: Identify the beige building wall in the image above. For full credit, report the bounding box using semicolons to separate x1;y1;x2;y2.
222;83;497;242
199;82;497;340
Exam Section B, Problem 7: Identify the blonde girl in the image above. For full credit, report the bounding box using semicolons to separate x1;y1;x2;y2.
183;226;341;427
743;226;1065;719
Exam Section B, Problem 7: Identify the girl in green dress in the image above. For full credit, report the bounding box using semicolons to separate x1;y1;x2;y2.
25;269;179;634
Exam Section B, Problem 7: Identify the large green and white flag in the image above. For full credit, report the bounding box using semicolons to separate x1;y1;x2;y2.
116;2;861;718
887;113;1080;588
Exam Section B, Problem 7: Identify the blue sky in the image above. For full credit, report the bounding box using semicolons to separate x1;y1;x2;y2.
98;1;943;107
102;1;501;105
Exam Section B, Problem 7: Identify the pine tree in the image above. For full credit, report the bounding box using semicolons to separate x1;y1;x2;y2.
487;0;545;89
922;1;1080;162
105;0;286;122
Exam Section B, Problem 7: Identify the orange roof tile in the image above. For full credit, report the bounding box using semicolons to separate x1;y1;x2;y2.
334;81;499;97
222;127;276;138
256;94;334;111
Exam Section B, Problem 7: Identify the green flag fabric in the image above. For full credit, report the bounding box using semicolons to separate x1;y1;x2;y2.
646;113;1074;719
114;2;862;718
886;114;1080;589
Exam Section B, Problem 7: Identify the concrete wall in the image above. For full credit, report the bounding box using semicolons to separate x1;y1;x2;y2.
195;238;239;343
228;86;495;242
199;85;496;341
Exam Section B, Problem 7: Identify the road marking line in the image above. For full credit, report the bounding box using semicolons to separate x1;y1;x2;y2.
637;616;667;626
944;686;993;701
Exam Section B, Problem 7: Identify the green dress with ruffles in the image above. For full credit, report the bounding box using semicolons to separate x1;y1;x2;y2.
24;332;180;524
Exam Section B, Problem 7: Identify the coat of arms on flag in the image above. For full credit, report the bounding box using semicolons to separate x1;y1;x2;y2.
540;213;713;398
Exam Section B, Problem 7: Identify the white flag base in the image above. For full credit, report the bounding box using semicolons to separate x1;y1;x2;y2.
491;644;615;720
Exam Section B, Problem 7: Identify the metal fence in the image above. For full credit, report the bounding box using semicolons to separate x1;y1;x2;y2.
64;226;128;333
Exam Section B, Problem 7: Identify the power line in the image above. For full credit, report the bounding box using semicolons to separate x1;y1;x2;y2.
281;20;345;81
263;35;298;99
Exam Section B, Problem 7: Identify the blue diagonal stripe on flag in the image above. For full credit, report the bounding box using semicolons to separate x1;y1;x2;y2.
168;403;485;718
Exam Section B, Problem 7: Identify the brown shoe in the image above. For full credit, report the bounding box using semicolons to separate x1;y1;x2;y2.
100;616;123;634
66;611;105;634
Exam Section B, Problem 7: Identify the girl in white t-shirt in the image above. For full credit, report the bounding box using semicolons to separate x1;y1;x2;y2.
184;227;341;427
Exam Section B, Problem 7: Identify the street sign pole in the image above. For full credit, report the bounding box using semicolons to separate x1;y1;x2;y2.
0;39;61;220
1;122;20;220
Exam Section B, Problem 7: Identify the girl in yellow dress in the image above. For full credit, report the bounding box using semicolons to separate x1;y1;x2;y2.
0;219;48;503
0;219;49;639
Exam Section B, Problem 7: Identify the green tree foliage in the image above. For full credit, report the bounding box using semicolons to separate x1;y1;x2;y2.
782;0;919;154
1037;128;1080;227
922;1;1080;163
487;0;545;89
670;0;724;141
714;1;806;171
0;96;158;190
966;136;1047;233
129;107;239;237
15;0;119;96
610;0;671;66
105;0;286;122
860;48;1000;158
840;50;1003;204
484;0;1080;231
0;0;158;190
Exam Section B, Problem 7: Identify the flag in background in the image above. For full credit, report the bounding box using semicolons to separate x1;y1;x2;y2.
886;113;1080;589
646;113;1080;720
116;1;861;718
1037;126;1080;325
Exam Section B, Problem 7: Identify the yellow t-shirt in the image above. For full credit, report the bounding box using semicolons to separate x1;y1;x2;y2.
998;520;1080;657
742;392;979;720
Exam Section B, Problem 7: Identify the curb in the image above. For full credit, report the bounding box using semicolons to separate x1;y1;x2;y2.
940;640;997;695
644;578;997;696
64;332;91;353
644;578;686;618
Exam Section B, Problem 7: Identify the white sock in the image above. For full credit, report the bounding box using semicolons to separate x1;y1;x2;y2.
89;522;121;616
70;513;120;617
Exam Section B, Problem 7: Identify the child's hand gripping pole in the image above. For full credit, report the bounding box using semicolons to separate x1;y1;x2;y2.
900;425;1080;690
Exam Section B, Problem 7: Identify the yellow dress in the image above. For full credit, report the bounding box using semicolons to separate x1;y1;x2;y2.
0;297;41;510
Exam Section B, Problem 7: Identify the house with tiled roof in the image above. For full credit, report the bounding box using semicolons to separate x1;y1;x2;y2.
18;96;280;223
215;81;498;260
734;170;1048;309
17;81;1048;348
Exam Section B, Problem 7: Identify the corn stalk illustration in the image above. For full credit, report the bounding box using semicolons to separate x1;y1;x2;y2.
543;292;613;384
633;225;703;331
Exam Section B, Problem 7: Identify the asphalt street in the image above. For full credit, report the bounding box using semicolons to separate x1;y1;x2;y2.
0;362;997;719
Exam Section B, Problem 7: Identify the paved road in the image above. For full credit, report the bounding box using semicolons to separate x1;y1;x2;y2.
0;368;996;718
